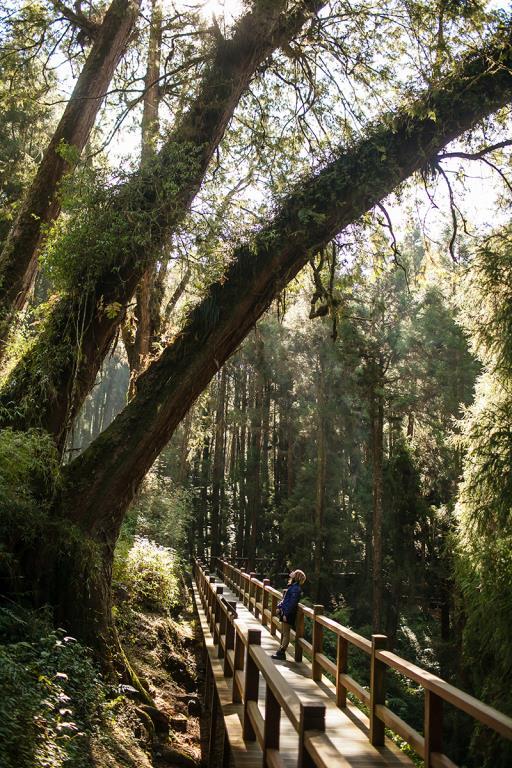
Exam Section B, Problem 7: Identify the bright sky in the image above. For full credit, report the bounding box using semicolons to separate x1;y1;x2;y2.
197;0;245;24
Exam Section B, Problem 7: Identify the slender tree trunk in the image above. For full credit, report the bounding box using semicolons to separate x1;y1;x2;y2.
200;437;210;563
236;367;248;558
370;359;385;632
191;451;203;558
314;354;327;602
177;408;193;485
0;0;141;361
211;368;227;560
245;365;262;571
287;420;295;498
125;0;164;396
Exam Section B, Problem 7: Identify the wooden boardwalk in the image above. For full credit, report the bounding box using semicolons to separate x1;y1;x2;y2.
193;569;413;767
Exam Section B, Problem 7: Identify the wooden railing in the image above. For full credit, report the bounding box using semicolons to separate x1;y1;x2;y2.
216;557;512;768
194;559;347;768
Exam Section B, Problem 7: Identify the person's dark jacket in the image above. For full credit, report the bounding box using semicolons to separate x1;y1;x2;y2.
278;582;302;627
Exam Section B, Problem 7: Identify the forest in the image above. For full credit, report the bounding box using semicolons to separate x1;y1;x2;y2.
1;0;512;766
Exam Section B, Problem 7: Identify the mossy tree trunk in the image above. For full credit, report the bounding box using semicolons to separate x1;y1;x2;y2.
0;0;324;447
0;0;141;362
13;27;512;661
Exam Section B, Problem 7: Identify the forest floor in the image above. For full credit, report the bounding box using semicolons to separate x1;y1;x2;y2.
0;566;207;768
107;574;205;768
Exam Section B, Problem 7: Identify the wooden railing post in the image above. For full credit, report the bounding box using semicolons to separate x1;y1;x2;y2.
424;690;443;768
243;629;261;740
294;608;304;662
254;581;261;619
223;601;237;677
204;658;212;711
212;585;223;638
298;702;325;768
249;572;256;611
270;594;278;636
336;635;348;707
312;605;324;681
263;685;280;767
232;626;245;703
218;593;227;660
262;579;270;628
243;574;249;606
208;575;215;619
207;686;219;768
370;634;387;746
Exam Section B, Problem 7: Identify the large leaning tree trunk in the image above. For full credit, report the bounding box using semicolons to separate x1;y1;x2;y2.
37;22;512;660
0;0;141;363
0;0;325;449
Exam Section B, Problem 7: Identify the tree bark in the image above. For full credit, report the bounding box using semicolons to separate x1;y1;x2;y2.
314;353;327;602
370;359;384;633
177;408;193;485
0;0;324;447
0;0;141;361
245;366;262;571
200;436;210;562
236;366;248;558
211;368;227;560
124;0;164;396
13;27;512;653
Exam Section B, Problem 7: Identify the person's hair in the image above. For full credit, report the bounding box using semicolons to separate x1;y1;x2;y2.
290;569;306;585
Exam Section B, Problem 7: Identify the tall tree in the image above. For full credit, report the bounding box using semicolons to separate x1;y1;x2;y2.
0;0;325;447
3;10;512;671
0;0;141;361
454;228;512;765
123;0;164;394
60;35;512;656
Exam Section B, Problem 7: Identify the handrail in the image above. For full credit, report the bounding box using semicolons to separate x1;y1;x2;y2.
193;558;354;768
215;556;512;768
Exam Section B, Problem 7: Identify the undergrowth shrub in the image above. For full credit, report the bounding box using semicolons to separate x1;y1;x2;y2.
113;537;180;613
0;605;106;768
0;429;61;587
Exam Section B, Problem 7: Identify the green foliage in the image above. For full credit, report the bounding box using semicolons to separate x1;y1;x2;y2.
0;429;61;575
126;471;193;553
461;229;512;376
41;166;150;293
0;428;60;510
0;428;102;595
0;7;56;245
454;227;512;765
0;607;106;768
41;139;202;295
113;537;180;613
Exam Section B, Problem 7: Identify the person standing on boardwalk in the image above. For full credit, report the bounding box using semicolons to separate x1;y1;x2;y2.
271;569;306;660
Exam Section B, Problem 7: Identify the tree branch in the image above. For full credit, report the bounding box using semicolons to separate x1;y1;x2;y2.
437;138;512;161
0;0;328;446
64;21;512;534
52;0;101;40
